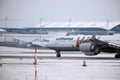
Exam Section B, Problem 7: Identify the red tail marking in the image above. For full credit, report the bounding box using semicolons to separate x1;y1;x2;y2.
76;37;85;47
65;32;70;36
76;37;80;47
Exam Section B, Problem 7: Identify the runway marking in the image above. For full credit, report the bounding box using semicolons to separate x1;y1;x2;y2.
0;55;118;60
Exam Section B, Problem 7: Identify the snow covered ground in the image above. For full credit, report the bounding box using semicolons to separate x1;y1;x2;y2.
0;46;120;80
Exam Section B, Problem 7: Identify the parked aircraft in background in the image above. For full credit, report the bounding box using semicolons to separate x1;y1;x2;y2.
31;34;120;58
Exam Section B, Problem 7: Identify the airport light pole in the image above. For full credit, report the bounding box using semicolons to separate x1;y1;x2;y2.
68;19;72;27
5;17;8;28
39;18;43;41
0;17;23;43
106;20;109;28
4;17;8;43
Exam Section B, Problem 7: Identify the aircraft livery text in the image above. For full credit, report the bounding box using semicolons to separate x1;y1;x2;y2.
56;37;73;41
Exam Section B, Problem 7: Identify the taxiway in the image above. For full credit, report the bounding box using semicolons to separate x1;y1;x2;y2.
0;46;120;80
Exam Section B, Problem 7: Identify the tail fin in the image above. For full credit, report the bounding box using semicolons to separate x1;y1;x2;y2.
65;32;70;36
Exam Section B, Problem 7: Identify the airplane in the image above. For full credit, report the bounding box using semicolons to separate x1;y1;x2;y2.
7;32;120;58
1;28;120;58
31;34;120;58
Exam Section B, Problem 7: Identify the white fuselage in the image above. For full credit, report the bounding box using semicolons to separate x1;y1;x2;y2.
32;34;120;51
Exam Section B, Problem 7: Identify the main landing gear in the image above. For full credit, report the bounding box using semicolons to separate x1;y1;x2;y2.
115;49;120;58
115;54;120;58
56;51;61;57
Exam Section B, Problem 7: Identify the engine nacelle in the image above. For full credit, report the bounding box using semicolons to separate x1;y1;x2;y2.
79;43;100;56
79;43;94;52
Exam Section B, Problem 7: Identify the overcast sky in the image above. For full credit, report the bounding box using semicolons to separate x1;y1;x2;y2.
0;0;120;28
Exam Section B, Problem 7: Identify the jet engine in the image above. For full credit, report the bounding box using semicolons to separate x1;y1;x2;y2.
79;42;100;56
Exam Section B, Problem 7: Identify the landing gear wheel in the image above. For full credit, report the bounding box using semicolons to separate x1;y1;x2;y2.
56;51;61;57
94;48;100;55
56;53;61;57
115;54;120;58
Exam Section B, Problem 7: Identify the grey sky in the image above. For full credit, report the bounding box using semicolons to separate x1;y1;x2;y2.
0;0;120;28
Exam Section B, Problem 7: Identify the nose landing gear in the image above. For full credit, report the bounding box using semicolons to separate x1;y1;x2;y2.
56;51;61;57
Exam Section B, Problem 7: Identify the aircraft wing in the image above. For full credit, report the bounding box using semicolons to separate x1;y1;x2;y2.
13;38;29;43
31;41;46;47
13;38;32;47
88;36;120;53
107;42;120;48
12;37;49;49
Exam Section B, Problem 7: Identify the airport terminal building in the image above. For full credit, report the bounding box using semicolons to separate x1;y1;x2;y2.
1;24;120;35
2;27;115;35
